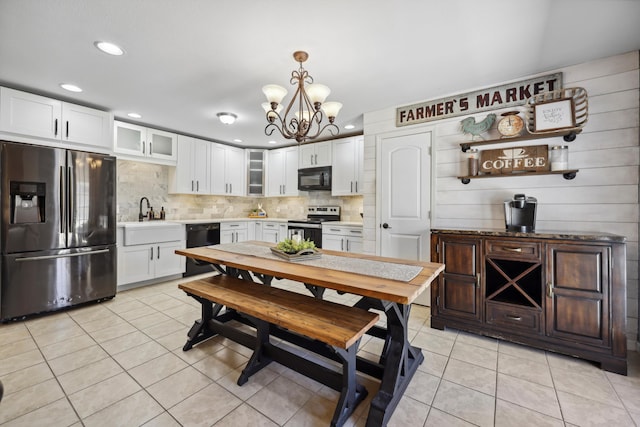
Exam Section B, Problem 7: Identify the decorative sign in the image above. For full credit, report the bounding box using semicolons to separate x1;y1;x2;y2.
396;73;563;127
533;98;576;132
480;145;549;174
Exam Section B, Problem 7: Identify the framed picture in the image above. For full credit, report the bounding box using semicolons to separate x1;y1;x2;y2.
533;98;575;132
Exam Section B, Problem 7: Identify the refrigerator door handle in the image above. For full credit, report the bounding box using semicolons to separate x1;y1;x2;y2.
60;165;66;234
67;165;74;231
15;249;110;262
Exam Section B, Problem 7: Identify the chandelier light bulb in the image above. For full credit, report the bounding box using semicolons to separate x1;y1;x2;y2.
306;84;331;106
321;102;343;120
262;85;288;106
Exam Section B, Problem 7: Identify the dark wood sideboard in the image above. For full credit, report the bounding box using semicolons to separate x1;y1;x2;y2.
430;229;627;375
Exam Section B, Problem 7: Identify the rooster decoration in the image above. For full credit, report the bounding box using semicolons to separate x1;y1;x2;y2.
461;113;496;140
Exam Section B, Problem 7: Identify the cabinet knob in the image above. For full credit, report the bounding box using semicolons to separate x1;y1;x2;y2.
381;223;391;229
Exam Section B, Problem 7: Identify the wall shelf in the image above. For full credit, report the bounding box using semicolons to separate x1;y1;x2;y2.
458;169;578;184
460;128;582;152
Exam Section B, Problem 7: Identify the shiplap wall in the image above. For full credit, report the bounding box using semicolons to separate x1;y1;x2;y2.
362;51;640;349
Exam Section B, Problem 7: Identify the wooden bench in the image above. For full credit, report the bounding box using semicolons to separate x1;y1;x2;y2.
179;274;379;427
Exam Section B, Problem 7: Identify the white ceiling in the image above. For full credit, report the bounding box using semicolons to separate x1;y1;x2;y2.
1;0;639;148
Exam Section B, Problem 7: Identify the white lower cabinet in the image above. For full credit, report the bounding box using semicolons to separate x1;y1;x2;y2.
117;223;186;287
261;222;288;243
120;241;185;285
322;224;363;253
221;221;248;243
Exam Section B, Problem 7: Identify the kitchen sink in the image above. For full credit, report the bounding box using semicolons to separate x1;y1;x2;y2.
122;221;184;245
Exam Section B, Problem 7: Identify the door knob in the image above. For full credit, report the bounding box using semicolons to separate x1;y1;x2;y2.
382;223;391;229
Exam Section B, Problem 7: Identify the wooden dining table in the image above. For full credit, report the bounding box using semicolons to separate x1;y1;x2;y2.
175;241;444;427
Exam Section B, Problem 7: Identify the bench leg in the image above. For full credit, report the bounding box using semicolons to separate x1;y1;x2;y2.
331;342;368;427
182;294;223;351
237;318;272;386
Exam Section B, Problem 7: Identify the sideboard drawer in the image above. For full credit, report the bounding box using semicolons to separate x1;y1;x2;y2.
485;301;542;335
486;239;540;260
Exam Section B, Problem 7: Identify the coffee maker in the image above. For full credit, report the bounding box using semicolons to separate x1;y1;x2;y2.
504;194;537;232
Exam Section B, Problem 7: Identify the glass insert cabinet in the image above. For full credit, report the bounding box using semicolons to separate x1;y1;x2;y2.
430;229;628;375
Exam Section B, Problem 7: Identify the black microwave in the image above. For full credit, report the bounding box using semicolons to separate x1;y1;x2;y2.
298;166;332;191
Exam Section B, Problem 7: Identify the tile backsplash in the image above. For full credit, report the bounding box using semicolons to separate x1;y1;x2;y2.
117;160;363;222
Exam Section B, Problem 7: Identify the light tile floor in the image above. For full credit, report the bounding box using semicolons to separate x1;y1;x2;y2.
1;274;639;427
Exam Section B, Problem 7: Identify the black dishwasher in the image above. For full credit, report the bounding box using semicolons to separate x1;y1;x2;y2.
184;223;220;277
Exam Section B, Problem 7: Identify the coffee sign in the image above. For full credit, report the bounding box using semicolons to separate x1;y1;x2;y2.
480;145;549;174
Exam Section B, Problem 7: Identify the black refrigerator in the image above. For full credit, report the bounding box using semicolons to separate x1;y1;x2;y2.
0;141;117;321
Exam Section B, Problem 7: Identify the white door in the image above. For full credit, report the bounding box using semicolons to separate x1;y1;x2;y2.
378;130;432;304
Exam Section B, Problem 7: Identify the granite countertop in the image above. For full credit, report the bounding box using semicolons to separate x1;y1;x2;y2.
118;217;292;227
431;228;626;243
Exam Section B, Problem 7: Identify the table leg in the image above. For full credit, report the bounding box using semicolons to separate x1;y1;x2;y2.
238;318;272;385
356;299;424;427
182;295;223;351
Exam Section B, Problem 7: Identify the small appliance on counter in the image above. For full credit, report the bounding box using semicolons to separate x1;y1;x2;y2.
504;194;537;232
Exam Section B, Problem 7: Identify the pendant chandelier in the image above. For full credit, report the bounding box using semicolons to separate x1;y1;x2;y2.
262;51;342;143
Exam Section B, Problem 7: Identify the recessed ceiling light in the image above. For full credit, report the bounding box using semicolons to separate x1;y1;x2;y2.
127;112;142;119
268;140;277;144
94;41;125;56
217;112;237;125
344;124;355;130
233;139;243;143
60;83;83;92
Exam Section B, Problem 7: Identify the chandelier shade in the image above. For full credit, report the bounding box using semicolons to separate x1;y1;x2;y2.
263;51;341;143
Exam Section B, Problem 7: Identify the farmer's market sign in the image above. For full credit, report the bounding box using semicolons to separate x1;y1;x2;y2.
396;73;562;127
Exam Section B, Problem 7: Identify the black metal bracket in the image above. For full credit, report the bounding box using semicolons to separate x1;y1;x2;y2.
563;131;577;142
461;177;471;184
461;143;470;152
563;171;577;180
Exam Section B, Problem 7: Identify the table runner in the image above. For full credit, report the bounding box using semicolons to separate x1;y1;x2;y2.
209;243;423;282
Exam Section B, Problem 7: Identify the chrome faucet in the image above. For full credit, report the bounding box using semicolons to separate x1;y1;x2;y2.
139;197;150;221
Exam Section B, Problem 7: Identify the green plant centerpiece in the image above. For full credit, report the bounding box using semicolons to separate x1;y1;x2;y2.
272;238;321;261
276;238;317;254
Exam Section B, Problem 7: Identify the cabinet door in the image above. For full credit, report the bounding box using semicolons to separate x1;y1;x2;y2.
192;138;210;193
314;141;332;167
299;144;316;168
247;150;265;196
61;103;111;148
173;135;195;193
282;146;299;196
278;224;288;242
119;245;154;284
266;149;284;196
114;121;146;156
331;137;363;195
546;243;611;347
323;234;344;251
347;237;363;253
210;143;227;195
226;146;246;196
435;236;482;322
0;87;62;140
263;227;279;243
147;128;177;162
154;241;186;278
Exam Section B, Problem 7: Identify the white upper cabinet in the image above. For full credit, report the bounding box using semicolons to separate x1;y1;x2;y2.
169;135;210;194
266;145;299;197
299;141;331;168
113;120;177;164
211;143;246;196
332;136;364;196
0;87;111;150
